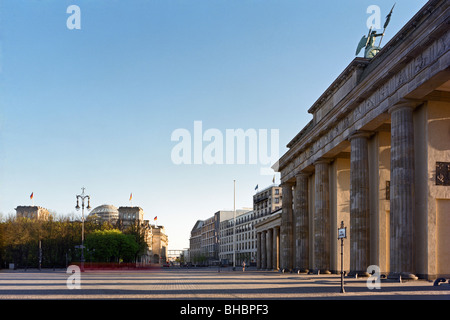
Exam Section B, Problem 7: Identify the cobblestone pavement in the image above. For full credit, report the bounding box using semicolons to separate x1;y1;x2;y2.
0;268;449;300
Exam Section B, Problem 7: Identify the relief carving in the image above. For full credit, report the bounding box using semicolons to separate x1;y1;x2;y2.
379;83;387;101
415;54;427;73
397;69;407;87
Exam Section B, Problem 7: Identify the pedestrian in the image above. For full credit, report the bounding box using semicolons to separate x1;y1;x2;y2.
242;261;246;272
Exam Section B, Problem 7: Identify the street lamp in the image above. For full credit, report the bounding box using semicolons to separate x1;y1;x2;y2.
338;220;347;293
76;187;91;272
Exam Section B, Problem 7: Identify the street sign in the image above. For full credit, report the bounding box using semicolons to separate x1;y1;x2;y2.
338;227;347;239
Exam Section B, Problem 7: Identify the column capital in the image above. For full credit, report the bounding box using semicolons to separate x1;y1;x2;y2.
280;180;294;187
294;169;311;178
388;99;422;114
314;158;332;165
348;130;373;141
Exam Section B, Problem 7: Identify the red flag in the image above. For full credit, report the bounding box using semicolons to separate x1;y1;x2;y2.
30;192;34;200
154;216;157;221
129;193;132;201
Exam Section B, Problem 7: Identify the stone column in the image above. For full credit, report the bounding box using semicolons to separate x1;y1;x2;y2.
261;231;267;269
280;182;294;271
273;227;280;270
295;172;310;273
349;131;371;277
256;232;261;269
389;103;417;280
267;229;273;270
314;159;331;274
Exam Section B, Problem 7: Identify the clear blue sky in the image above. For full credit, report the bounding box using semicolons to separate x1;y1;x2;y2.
0;0;428;250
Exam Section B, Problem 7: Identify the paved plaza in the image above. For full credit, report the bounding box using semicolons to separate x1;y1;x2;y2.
0;267;449;300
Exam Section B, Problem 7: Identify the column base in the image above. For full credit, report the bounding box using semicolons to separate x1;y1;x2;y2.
310;269;331;275
296;268;309;274
388;272;418;282
348;270;370;278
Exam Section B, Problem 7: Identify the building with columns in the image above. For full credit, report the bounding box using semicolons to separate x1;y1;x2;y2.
219;185;282;267
254;208;281;270
276;0;449;280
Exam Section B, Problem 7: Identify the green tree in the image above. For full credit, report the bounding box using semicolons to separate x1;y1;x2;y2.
85;229;139;263
122;222;148;262
0;215;141;269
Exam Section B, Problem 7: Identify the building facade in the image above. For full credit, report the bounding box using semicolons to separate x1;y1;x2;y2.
189;209;251;265
15;206;50;220
219;185;282;267
276;0;449;280
253;185;282;219
219;210;255;266
189;220;204;264
118;206;144;227
147;223;168;264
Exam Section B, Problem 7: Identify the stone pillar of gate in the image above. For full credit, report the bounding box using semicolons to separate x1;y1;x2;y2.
256;232;261;269
314;159;331;274
348;131;372;277
273;227;280;270
280;182;294;271
267;228;273;270
389;103;418;280
294;171;310;273
261;230;267;270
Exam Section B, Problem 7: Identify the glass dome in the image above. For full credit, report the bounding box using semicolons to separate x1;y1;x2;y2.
88;204;119;222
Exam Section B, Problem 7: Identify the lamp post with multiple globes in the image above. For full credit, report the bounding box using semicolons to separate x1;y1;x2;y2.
75;187;91;272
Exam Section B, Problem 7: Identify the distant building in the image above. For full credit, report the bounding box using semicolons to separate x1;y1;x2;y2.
189;220;204;264
118;206;144;227
147;223;168;264
15;206;50;220
188;209;251;265
219;185;283;267
219;210;256;266
253;185;282;219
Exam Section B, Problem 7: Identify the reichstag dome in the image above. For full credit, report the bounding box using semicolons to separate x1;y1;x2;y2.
88;204;119;222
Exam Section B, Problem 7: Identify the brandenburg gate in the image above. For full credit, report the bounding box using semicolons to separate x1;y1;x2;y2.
276;0;450;280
